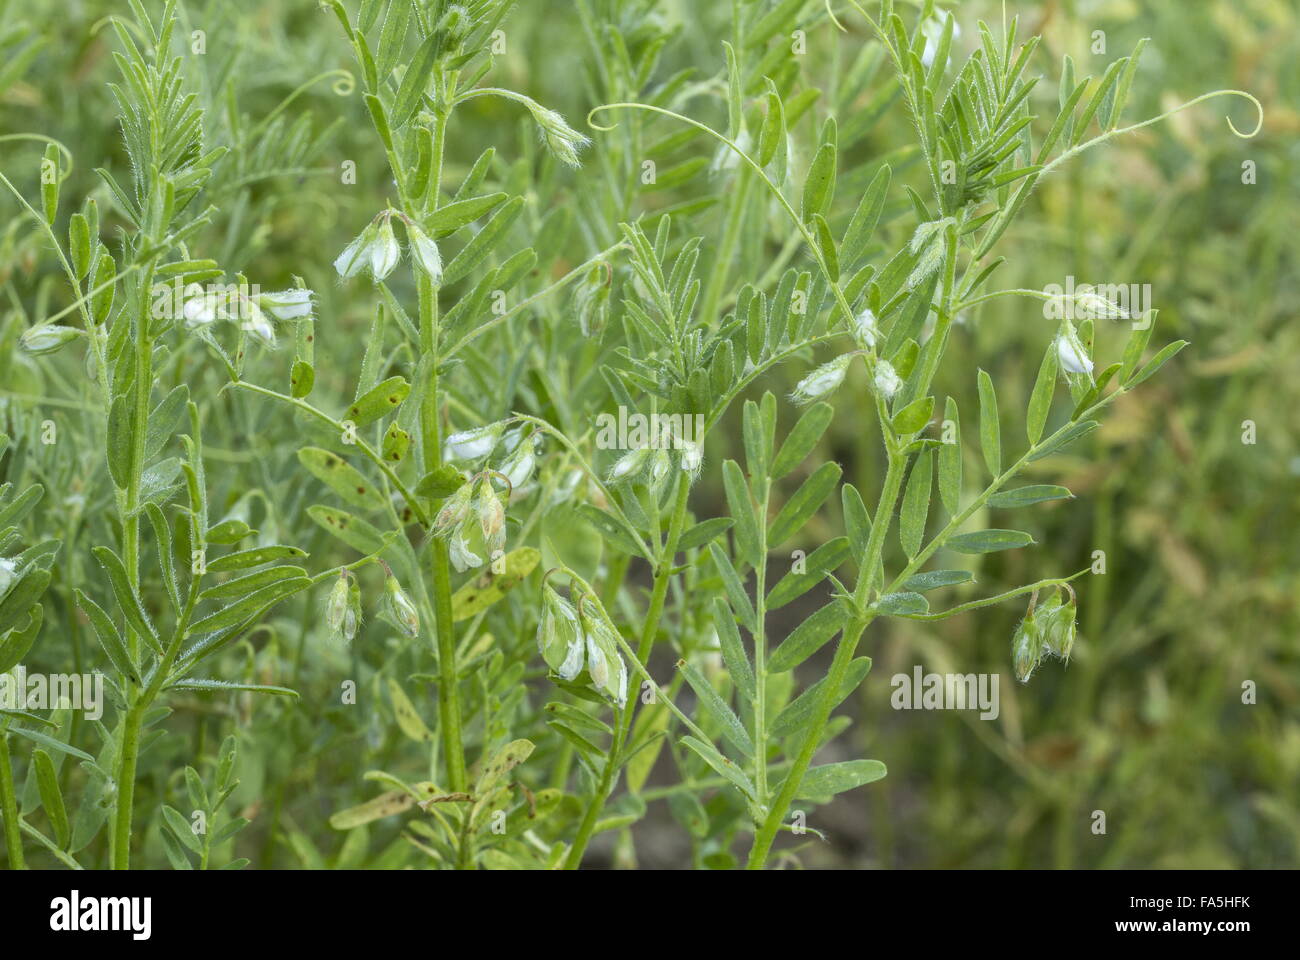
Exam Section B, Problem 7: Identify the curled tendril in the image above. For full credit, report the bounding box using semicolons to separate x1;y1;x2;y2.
0;134;76;180
824;0;847;33
331;70;357;97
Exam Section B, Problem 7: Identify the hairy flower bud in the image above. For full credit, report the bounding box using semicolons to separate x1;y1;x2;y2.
382;575;420;638
258;288;315;321
526;101;591;168
607;445;652;483
334;221;379;279
1012;618;1041;683
791;354;851;404
20;324;80;356
1056;324;1093;375
537;586;584;680
873;359;902;399
370;216;400;280
325;574;350;642
853;307;879;349
404;219;442;284
445;422;505;461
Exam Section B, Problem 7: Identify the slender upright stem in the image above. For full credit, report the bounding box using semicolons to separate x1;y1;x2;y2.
747;450;907;869
0;733;25;869
563;475;691;868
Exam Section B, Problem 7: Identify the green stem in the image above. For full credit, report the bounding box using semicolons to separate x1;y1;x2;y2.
0;733;25;869
110;706;144;870
698;167;752;325
563;475;691;869
747;450;907;869
419;273;467;796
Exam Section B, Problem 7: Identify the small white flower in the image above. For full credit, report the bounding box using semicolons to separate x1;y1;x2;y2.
183;294;223;328
677;437;703;480
448;528;483;572
873;359;902;399
334;223;376;279
370;217;400;280
242;302;277;349
791;354;851;404
258;289;314;321
1056;328;1093;375
445;423;504;461
607;446;651;482
853;308;879;349
404;220;443;284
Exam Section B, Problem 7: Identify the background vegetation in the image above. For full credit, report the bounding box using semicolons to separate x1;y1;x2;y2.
0;0;1294;869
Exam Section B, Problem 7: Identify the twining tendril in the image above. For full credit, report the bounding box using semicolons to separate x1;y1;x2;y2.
0;135;76;180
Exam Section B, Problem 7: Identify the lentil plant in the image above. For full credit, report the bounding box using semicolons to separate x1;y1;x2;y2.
0;0;1264;870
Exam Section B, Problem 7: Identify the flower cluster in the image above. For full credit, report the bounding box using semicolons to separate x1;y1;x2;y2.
535;584;627;706
335;210;442;284
1012;586;1079;683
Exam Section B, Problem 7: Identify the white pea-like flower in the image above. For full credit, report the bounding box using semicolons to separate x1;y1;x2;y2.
791;354;851;405
1056;327;1093;375
873;359;902;399
404;219;443;284
370;216;400;280
448;527;483;572
445;422;505;461
242;302;277;349
258;289;314;321
920;12;960;69
334;222;377;279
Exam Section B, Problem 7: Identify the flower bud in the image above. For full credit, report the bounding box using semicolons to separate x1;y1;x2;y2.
445;422;505;461
242;301;277;348
580;612;628;707
475;479;506;555
1038;594;1077;662
500;432;538;490
1056;324;1093;375
334;222;378;279
370;216;400;280
607;445;651;483
382;575;420;638
325;574;350;641
432;482;474;534
258;289;315;321
525;101;591;168
344;580;362;643
1012;618;1041;683
791;354;851;405
853;308;879;349
873;359;902;399
536;586;584;680
404;220;442;284
20;324;80;356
